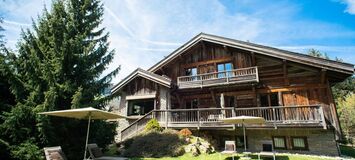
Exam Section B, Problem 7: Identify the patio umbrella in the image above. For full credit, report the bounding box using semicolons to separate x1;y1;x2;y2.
39;107;126;160
222;116;265;152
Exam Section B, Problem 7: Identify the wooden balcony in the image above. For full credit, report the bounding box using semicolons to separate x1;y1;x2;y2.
121;105;326;141
177;66;259;89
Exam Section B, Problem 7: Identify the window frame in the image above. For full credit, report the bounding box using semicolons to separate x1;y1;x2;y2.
272;136;287;150
291;136;308;150
217;62;234;78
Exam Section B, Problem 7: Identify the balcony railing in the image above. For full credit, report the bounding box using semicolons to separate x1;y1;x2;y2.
120;105;326;141
177;66;259;89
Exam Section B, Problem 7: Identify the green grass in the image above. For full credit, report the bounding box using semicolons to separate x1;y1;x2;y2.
104;144;335;160
340;145;355;158
126;153;335;160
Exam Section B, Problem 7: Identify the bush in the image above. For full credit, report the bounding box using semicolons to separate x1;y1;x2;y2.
123;130;185;158
144;118;162;132
10;141;43;160
179;128;192;137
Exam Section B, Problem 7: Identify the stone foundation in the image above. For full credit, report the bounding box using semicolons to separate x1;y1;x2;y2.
199;128;339;156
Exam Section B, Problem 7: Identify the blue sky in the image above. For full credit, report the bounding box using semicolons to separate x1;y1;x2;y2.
1;0;354;83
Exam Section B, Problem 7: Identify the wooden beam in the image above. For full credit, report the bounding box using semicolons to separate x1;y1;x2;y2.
210;90;218;107
257;84;327;93
181;57;233;69
283;60;289;85
320;69;326;84
251;52;256;66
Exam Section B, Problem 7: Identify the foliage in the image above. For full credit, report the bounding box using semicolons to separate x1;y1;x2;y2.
10;140;43;160
337;93;355;143
340;145;355;158
332;76;355;102
145;118;163;132
179;128;192;137
123;130;185;158
0;0;120;159
307;48;330;59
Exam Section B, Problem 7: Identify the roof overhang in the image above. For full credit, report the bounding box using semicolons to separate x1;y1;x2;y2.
111;68;171;94
148;33;354;75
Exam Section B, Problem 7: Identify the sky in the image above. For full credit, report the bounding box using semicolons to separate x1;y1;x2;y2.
1;0;355;84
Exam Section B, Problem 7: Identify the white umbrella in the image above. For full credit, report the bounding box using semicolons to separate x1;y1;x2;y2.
222;116;265;152
39;107;126;160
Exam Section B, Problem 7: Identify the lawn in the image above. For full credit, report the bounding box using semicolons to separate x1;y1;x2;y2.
339;145;355;158
105;142;355;160
126;152;336;160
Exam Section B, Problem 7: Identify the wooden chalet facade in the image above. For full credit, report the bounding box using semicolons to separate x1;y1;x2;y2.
112;33;354;156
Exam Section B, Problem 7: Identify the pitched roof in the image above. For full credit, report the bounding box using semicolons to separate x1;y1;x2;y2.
111;68;171;94
148;33;354;75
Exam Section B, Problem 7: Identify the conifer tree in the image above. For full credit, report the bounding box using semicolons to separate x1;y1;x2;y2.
0;0;119;159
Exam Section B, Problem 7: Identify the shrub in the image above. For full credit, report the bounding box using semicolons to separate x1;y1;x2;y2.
10;141;43;160
123;130;185;157
144;118;162;132
179;128;192;137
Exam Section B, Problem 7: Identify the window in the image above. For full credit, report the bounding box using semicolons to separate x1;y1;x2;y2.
272;136;287;149
260;93;279;107
185;67;198;80
291;137;308;150
236;136;247;149
127;99;154;116
185;98;198;109
217;62;233;78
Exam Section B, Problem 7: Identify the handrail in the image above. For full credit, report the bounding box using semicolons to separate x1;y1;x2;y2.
177;66;258;88
178;66;258;78
160;105;320;112
121;110;155;133
120;105;326;141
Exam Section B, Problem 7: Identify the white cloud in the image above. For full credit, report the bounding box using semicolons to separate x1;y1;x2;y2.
3;20;31;27
342;0;355;14
2;0;355;84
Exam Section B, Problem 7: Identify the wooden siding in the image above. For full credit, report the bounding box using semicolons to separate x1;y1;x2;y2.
123;77;158;96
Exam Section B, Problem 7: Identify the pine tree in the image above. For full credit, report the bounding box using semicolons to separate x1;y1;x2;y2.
0;0;119;159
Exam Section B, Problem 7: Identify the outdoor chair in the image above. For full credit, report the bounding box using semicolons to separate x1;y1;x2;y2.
258;143;276;160
221;141;237;160
43;146;67;160
87;143;127;160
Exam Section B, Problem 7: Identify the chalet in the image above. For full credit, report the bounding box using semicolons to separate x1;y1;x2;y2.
111;33;354;156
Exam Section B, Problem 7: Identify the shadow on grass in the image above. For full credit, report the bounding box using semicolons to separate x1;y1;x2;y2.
340;145;355;158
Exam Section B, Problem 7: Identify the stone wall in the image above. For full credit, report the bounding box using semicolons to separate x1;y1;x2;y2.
203;128;339;156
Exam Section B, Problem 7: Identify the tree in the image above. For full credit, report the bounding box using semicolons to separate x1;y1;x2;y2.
337;94;355;144
0;0;120;159
307;48;329;59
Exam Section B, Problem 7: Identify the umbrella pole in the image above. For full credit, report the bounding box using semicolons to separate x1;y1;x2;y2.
83;115;91;160
243;122;246;152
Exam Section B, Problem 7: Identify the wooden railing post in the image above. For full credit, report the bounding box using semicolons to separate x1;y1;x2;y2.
232;108;236;130
165;110;168;129
197;110;200;130
255;66;259;82
272;107;277;129
319;106;327;129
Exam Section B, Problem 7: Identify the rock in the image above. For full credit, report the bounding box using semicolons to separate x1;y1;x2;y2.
191;145;200;157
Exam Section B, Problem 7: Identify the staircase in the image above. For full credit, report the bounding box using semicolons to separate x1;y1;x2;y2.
120;111;154;141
